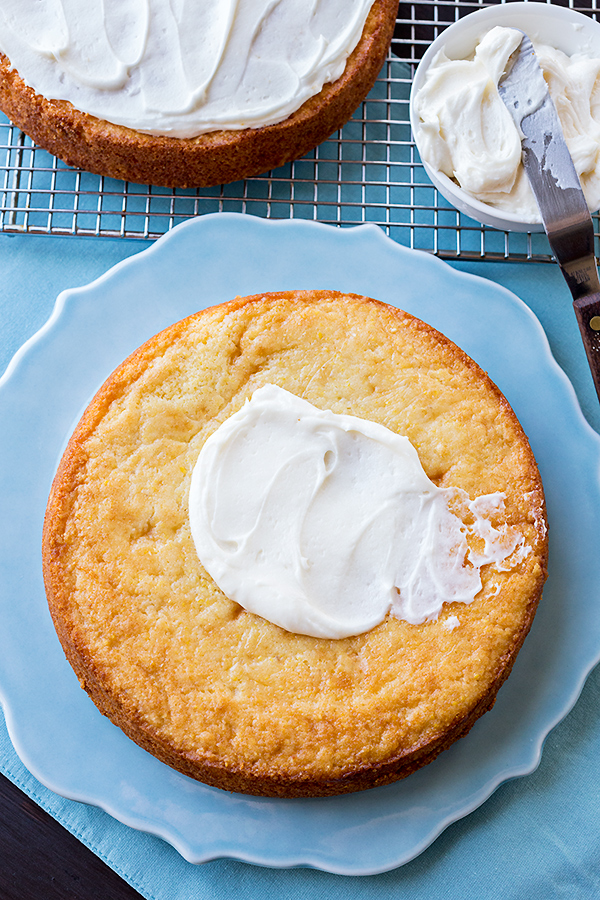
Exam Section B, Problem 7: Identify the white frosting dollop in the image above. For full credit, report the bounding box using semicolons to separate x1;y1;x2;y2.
0;0;375;138
189;384;527;639
413;25;600;222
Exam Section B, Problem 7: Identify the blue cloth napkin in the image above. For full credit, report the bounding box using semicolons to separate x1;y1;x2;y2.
1;228;600;900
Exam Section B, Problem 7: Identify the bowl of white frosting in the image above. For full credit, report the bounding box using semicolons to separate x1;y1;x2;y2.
409;2;600;231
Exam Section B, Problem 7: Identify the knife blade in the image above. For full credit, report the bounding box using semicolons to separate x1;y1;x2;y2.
498;32;600;401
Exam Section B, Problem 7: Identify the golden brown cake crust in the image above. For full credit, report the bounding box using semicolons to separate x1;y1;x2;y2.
42;290;548;797
0;0;398;188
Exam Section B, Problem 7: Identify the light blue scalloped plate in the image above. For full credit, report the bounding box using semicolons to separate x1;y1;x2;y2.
1;214;600;875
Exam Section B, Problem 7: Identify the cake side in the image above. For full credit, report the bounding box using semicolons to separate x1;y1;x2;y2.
0;0;398;187
42;290;548;797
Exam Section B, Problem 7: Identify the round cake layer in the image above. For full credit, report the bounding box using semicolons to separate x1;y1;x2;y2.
42;290;548;797
0;0;397;187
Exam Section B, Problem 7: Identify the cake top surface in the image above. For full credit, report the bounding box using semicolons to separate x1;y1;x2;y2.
0;0;376;137
43;291;547;786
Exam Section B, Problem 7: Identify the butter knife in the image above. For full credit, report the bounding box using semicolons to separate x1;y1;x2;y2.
498;32;600;401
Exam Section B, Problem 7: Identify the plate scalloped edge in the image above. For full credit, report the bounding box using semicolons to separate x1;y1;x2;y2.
1;213;600;875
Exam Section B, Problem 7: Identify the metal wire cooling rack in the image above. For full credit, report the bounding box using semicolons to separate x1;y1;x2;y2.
0;0;598;261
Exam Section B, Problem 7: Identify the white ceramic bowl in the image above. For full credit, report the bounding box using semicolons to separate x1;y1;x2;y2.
409;2;600;232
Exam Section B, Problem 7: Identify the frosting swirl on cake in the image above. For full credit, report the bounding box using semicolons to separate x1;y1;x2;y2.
189;385;527;638
0;0;376;137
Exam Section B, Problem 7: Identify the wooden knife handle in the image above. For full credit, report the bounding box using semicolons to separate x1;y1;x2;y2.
573;292;600;402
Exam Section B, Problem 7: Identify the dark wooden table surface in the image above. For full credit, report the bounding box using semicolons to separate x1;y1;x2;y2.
0;772;143;900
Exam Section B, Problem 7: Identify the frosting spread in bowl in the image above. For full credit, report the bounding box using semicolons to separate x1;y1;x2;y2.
0;0;376;138
189;384;527;638
413;25;600;223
